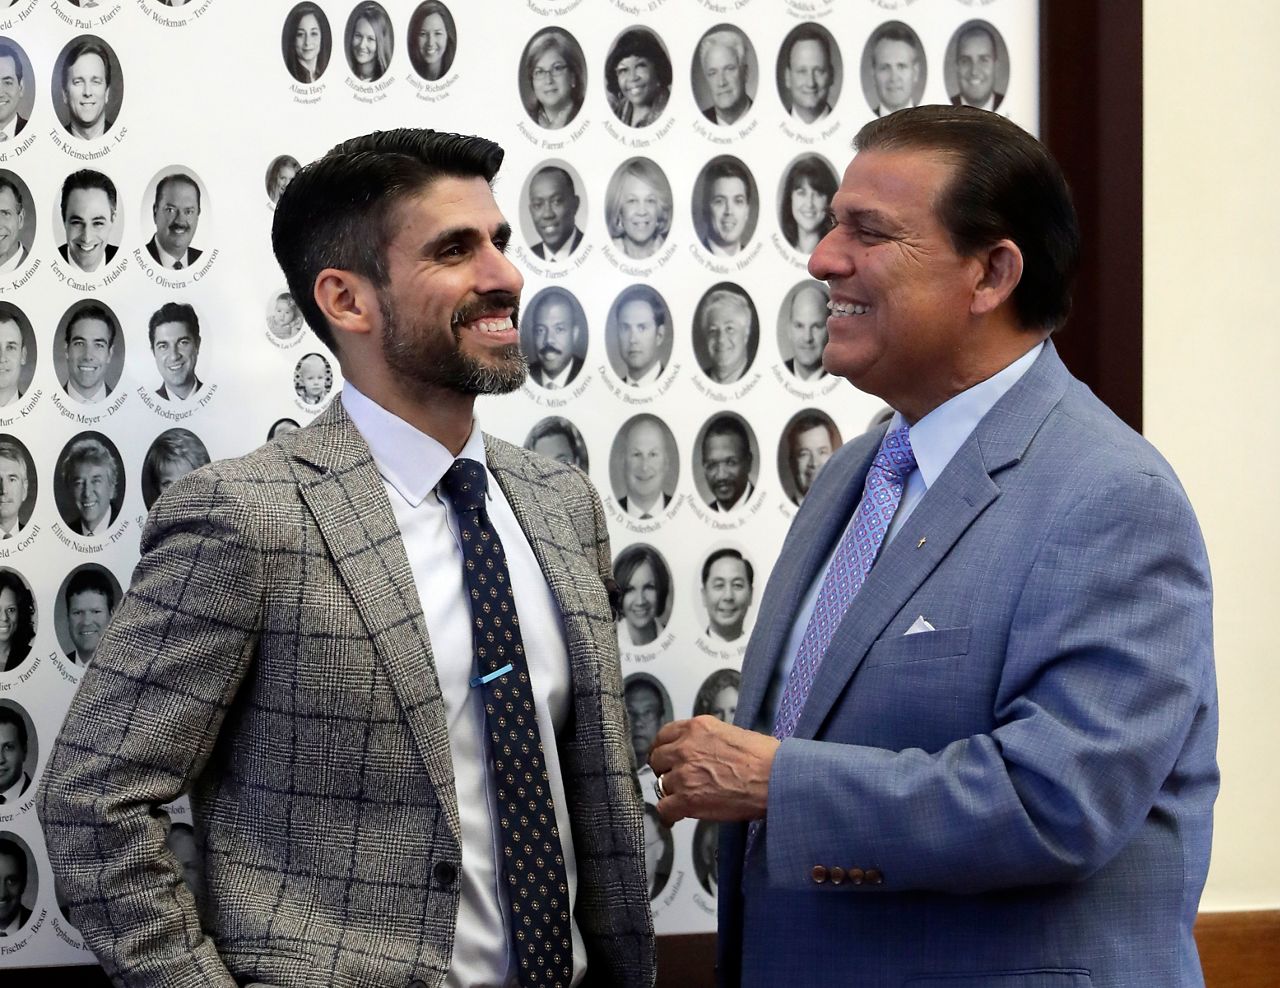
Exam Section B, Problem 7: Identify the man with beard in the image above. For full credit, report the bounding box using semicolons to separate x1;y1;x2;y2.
950;22;1006;114
148;302;203;402
60;304;118;404
63;567;115;665
0;43;29;140
58;170;119;273
527;165;584;262
525;288;584;389
60;38;115;140
39;129;655;988
699;158;752;257
145;172;203;270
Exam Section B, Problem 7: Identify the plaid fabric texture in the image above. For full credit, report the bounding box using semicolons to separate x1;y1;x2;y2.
37;399;655;988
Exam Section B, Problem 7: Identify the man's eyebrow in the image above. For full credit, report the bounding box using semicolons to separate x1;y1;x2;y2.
419;221;512;255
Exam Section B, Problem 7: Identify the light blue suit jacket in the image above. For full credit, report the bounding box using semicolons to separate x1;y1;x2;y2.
719;343;1217;988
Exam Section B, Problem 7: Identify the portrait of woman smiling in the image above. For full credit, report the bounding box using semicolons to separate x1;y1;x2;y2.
520;28;586;130
779;154;838;255
606;158;672;261
605;28;672;129
345;2;393;83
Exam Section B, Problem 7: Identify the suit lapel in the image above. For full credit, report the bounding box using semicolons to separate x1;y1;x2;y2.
292;400;461;844
785;342;1072;740
735;432;881;731
484;438;603;711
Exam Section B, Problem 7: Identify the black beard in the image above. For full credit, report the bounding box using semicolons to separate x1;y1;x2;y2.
379;290;526;397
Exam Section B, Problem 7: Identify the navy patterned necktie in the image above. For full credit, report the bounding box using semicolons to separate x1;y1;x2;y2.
438;458;573;988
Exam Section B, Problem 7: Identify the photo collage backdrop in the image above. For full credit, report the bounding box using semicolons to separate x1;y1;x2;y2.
0;0;1038;965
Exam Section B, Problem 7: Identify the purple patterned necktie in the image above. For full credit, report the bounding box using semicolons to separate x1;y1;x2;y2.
771;425;916;742
748;426;915;853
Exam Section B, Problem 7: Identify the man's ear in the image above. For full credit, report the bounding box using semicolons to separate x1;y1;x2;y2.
971;239;1023;317
314;268;380;342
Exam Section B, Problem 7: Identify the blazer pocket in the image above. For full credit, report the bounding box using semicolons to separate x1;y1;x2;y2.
905;970;1092;987
862;626;971;669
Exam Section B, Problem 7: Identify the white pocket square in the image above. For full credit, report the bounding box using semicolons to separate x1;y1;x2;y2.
904;615;936;635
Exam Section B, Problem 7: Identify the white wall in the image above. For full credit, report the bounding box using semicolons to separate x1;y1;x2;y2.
1145;0;1280;910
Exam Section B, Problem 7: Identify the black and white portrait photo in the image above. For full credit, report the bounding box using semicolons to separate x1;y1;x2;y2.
778;154;838;256
54;564;122;666
0;831;36;934
604;284;673;388
698;547;755;644
523;416;589;472
267;418;300;442
266;290;305;341
520;28;586;130
776;22;842;124
777;281;830;382
283;3;332;84
54;431;125;537
54;301;124;406
692;25;757;126
0;571;35;673
612;543;673;649
344;2;394;83
407;1;456;81
606;158;672;261
692;819;718;897
148;302;204;403
0;40;34;142
605;27;672;129
295;352;333;407
0;302;34;408
53;36;122;140
609;414;678;521
694;412;759;514
692;668;741;723
778;409;842;506
141;428;210;509
624;671;672;773
691;156;758;258
692;283;759;386
861;20;927;117
55;169;122;274
0;172;34;274
521;162;586;262
520;287;587;390
0;705;36;806
945;20;1011;115
0;435;35;539
143;169;206;271
265;155;301;206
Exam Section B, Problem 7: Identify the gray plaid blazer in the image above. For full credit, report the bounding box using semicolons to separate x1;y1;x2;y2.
38;399;656;988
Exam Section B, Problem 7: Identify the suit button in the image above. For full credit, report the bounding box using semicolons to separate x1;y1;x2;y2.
433;861;458;886
811;865;828;884
865;868;883;885
848;868;865;885
829;866;846;885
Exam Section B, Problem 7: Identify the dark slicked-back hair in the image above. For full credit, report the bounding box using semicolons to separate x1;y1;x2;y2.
147;302;200;347
62;39;112;91
65;565;116;611
60;169;117;219
854;105;1080;331
272;128;504;354
0;43;24;84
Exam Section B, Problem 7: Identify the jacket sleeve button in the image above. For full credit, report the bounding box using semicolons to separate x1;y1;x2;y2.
811;865;828;884
433;860;458;886
865;868;883;885
829;866;846;885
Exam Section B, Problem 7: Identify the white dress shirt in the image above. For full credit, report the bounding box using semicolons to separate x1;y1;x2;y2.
0;244;27;272
622;361;663;387
535;361;576;391
66;379;109;404
342;385;586;988
0;770;29;804
151;240;195;270
760;343;1044;729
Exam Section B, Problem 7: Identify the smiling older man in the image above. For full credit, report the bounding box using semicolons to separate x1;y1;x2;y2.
146;172;203;270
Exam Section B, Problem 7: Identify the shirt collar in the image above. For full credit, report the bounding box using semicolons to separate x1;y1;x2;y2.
153;239;188;269
542;230;580;263
892;342;1043;489
341;382;486;507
